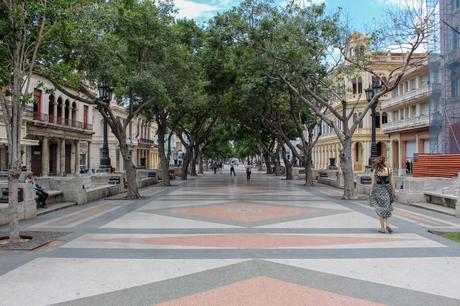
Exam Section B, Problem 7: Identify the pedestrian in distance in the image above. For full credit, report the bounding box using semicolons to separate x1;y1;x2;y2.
25;172;48;209
369;156;395;234
246;160;252;181
230;160;236;177
213;162;218;175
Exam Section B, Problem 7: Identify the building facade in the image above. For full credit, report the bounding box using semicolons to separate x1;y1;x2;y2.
382;61;431;175
430;0;460;153
312;33;407;172
91;103;158;171
24;74;94;176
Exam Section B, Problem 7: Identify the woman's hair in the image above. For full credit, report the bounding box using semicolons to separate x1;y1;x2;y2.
26;172;33;178
372;156;386;172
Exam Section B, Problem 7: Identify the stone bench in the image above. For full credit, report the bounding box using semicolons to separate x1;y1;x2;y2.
424;191;457;208
86;184;121;202
34;189;63;205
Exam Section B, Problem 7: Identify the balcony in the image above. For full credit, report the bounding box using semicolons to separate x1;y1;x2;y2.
382;85;430;110
382;114;429;133
33;112;93;131
139;138;155;146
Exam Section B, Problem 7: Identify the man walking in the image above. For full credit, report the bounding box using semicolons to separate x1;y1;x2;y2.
230;160;236;177
246;160;252;181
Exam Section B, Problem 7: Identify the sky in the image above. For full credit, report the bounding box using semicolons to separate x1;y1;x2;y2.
173;0;402;32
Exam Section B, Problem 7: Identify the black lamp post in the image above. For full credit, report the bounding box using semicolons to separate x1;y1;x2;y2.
98;84;113;172
365;81;382;167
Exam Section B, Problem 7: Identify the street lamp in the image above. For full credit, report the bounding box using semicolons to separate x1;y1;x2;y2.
97;83;113;172
365;80;382;168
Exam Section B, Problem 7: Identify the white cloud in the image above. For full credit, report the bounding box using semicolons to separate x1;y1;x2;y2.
173;0;219;19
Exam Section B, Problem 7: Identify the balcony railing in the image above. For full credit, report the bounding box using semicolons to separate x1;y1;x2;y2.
382;114;429;133
382;85;430;109
32;112;92;131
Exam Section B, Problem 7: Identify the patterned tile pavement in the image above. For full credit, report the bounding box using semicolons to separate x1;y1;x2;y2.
1;168;460;306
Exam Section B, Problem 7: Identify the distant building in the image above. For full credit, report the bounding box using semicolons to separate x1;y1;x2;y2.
312;32;411;171
91;104;157;172
382;60;431;175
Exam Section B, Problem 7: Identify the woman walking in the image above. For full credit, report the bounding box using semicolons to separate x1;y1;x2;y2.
369;156;395;234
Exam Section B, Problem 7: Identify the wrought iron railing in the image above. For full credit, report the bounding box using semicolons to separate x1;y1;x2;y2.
32;112;92;130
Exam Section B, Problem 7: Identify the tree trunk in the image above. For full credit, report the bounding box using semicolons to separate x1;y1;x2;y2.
274;151;281;176
281;147;293;180
342;138;356;199
181;145;193;180
191;149;198;177
123;153;140;199
7;63;23;242
263;152;272;174
304;149;314;186
157;124;170;186
198;151;204;174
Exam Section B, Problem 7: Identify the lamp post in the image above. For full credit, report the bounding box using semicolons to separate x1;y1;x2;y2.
98;84;113;172
365;81;382;168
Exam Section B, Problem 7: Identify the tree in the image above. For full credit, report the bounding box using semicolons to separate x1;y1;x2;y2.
229;0;435;199
0;0;89;242
46;0;177;192
272;1;435;198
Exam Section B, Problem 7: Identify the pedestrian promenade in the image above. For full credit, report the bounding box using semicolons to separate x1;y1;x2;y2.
1;170;460;305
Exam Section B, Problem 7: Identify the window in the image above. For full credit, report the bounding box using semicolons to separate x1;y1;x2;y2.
375;112;381;128
400;109;404;120
453;0;460;10
33;89;42;116
382;112;388;124
410;79;416;91
450;26;460;49
411;105;417;118
351;77;363;94
358;112;363;128
452;74;460;97
393;111;398;121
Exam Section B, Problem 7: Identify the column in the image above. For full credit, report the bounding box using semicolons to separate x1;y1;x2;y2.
400;141;406;172
415;134;420;153
41;137;49;177
397;139;402;173
53;103;58;124
87;141;91;170
61;102;65;125
60;139;66;175
74;140;80;175
70;141;76;174
56;139;61;175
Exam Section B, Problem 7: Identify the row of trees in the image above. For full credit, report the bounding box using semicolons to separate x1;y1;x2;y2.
1;0;434;242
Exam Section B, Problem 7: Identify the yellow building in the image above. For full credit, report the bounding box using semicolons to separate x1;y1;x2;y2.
148;122;160;169
312;33;411;172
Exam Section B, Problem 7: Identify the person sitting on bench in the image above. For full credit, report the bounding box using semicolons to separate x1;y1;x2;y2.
25;172;48;208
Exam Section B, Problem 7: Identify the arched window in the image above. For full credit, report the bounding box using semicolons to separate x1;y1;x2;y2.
382;112;388;125
57;97;63;124
64;99;70;125
71;102;77;127
48;94;55;123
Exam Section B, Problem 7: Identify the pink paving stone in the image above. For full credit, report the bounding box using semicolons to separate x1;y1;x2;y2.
155;276;386;306
169;203;314;223
87;234;408;249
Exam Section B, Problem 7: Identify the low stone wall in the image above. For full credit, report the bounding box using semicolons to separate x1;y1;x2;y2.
317;170;344;189
394;176;451;204
0;183;36;225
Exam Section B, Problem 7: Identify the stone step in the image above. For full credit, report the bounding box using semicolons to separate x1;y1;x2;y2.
36;202;77;216
410;202;456;216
